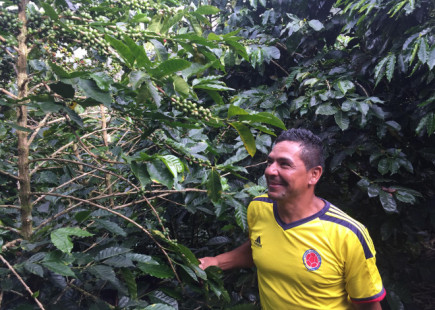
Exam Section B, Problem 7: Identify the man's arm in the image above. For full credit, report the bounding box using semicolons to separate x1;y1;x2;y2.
198;240;253;270
354;302;382;310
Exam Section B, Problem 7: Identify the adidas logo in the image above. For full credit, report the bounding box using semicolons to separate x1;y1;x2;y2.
254;236;262;248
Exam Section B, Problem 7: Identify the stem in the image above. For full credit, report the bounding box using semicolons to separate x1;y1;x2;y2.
100;105;114;207
17;0;32;240
0;255;46;310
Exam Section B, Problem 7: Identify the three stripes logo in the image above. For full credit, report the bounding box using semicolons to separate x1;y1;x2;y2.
254;236;262;248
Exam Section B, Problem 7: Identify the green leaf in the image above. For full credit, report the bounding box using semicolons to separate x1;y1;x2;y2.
334;111;350;130
105;35;134;67
193;83;234;91
207;167;222;202
195;5;220;15
150;59;191;79
42;261;76;277
94;219;127;237
379;190;398;213
386;54;396;82
144;304;176;310
95;247;131;261
173;76;190;97
228;105;249;117
88;265;118;284
121;268;137;300
123;35;152;69
229;122;256;157
147;159;174;188
131;161;152;188
158;155;184;180
308;19;324;31
231;198;248;231
90;72;112;92
374;56;389;86
378;158;389;175
138;262;174;279
24;262;44;277
41;3;59;21
336;80;354;95
2;122;33;133
238;112;286;130
49;82;75;98
418;38;428;64
77;79;112;106
50;227;93;253
315;104;338;115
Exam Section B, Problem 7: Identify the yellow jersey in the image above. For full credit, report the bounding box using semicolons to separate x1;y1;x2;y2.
248;195;386;309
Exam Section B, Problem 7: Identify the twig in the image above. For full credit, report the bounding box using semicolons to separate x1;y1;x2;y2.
271;59;290;76
32;168;98;206
354;80;370;97
0;169;20;181
0;254;46;310
0;205;21;209
30;158;140;191
1;239;22;251
27;114;51;146
30;192;181;283
0;88;19;100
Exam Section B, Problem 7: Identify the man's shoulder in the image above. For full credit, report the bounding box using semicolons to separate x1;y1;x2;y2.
251;194;273;204
319;202;375;259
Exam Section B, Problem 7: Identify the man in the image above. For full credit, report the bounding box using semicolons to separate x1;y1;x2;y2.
199;128;386;309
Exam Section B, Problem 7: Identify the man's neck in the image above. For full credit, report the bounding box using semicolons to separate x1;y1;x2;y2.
276;195;324;225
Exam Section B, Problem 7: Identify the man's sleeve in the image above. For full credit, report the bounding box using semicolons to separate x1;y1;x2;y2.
343;226;386;304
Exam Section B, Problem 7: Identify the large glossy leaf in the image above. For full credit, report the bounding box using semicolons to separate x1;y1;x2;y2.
105;35;134;67
42;261;76;277
195;5;220;15
147;159;174;188
150;59;191;79
207;167;222;202
95;247;131;261
131;161;152;188
77;79;112;106
137;262;174;279
229;122;256;157
50;227;93;253
238;112;286;129
379;190;398;213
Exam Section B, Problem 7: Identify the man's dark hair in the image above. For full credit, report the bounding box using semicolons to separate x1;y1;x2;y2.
275;128;324;170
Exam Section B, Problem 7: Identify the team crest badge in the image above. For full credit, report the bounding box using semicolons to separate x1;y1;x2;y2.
303;249;321;271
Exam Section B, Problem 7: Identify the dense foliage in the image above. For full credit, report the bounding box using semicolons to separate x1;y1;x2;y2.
0;0;434;309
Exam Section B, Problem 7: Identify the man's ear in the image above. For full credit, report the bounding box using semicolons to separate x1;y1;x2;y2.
308;166;323;185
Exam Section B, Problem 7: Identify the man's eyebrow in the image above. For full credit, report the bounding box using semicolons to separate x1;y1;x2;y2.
267;156;294;164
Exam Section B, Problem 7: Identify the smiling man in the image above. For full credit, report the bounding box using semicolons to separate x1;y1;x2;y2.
199;128;386;310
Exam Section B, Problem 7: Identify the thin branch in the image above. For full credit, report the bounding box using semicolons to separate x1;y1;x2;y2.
0;205;21;209
34;202;83;231
30;158;139;191
0;169;20;181
1;239;22;252
271;59;290;76
30;192;180;283
0;255;46;310
0;88;19;100
27;113;51;146
32;168;98;206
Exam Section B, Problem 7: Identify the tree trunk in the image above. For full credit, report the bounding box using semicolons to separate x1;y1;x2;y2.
17;0;32;239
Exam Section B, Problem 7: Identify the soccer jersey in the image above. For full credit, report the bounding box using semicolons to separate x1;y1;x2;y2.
247;195;386;309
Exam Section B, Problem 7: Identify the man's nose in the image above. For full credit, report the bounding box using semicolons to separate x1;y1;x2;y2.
265;162;278;175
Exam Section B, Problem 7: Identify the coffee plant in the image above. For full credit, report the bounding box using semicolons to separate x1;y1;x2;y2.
0;0;434;309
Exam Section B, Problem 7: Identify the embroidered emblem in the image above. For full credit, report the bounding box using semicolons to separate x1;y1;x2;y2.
302;249;321;271
253;236;262;248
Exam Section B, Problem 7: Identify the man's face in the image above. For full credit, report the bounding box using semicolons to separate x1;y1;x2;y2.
265;141;313;202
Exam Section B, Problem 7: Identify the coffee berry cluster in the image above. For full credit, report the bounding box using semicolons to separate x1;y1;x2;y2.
0;9;21;36
27;11;55;39
171;97;212;121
